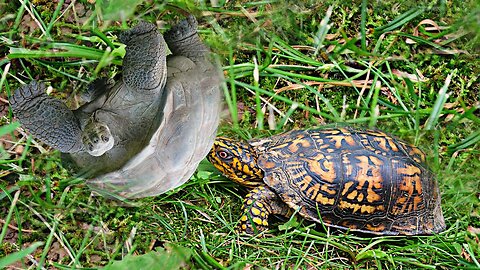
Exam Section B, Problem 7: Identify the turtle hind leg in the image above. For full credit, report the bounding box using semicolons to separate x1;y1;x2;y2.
164;15;209;61
9;81;83;153
240;185;292;234
119;21;168;91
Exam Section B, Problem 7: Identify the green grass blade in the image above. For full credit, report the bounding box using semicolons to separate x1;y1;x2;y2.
0;122;20;136
425;72;454;129
0;190;19;244
447;129;480;154
0;62;11;95
8;43;120;64
368;74;380;128
90;27;117;50
360;0;368;50
226;48;239;129
276;103;298;129
9;0;26;40
463;243;480;268
313;5;333;56
0;242;44;269
397;33;451;51
253;56;264;129
46;0;65;35
374;8;425;34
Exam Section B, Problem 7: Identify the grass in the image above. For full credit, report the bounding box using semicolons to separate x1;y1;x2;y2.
1;0;479;269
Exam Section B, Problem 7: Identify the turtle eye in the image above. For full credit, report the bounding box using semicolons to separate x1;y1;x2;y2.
217;150;232;161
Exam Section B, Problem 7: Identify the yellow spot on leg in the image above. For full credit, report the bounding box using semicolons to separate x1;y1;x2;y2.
253;217;263;225
251;207;261;216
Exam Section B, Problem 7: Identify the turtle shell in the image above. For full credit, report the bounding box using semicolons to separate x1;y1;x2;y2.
249;128;445;235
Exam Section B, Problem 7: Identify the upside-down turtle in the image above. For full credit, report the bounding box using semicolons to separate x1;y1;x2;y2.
10;16;222;197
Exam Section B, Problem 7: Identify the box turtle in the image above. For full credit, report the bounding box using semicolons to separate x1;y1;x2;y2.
10;16;221;198
208;128;446;235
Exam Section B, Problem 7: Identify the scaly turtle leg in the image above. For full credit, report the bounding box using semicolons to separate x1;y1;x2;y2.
164;15;210;62
9;81;83;153
240;185;292;234
119;21;167;91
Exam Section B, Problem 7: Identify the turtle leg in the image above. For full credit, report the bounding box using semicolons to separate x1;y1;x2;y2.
164;15;210;62
119;21;168;91
240;185;292;234
9;80;83;153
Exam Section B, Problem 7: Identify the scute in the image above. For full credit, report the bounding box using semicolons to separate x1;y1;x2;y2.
252;128;445;235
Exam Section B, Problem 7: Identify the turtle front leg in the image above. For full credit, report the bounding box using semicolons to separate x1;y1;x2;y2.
240;185;292;234
9;81;83;153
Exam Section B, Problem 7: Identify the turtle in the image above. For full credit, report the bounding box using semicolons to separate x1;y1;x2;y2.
88;16;222;197
207;127;446;235
10;15;222;198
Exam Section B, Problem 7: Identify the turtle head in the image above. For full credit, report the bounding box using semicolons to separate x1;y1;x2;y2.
208;137;264;187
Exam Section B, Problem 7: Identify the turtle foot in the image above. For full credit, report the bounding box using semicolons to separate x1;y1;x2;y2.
164;15;198;42
82;121;114;156
118;21;158;44
9;81;83;153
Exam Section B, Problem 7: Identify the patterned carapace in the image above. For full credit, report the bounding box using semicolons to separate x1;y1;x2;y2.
208;127;446;235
